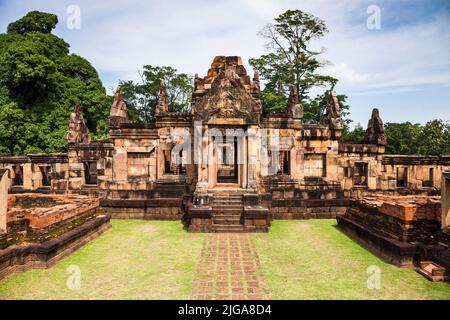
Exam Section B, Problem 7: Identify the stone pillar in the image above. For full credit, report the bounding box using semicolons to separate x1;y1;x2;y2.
0;169;11;233
442;170;450;229
247;126;258;191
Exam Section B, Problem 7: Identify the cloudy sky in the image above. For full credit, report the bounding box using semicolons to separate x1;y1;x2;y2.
0;0;449;126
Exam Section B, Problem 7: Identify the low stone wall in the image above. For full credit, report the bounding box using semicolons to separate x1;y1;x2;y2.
0;214;110;280
101;198;183;220
0;193;111;280
270;199;348;219
337;195;443;267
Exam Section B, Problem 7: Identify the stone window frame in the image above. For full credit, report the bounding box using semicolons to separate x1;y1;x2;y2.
12;165;24;186
353;161;369;187
422;167;434;188
39;165;52;187
396;167;408;188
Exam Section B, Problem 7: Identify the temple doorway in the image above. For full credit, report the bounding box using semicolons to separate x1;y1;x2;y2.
217;136;238;184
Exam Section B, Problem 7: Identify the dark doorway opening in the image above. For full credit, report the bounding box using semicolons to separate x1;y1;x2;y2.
12;165;23;186
217;137;238;183
84;161;98;185
396;167;408;188
40;166;52;187
278;151;290;175
354;162;368;186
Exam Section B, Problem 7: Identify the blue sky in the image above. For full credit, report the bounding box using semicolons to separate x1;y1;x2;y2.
0;0;449;127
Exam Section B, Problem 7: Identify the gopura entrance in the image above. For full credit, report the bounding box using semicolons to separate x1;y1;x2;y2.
185;56;271;232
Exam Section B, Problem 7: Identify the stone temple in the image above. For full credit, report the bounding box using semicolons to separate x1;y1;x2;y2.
0;56;449;280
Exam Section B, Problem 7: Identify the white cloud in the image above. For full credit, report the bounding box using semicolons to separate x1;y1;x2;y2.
0;0;449;124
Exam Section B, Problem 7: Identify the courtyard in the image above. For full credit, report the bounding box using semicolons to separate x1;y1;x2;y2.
0;220;449;300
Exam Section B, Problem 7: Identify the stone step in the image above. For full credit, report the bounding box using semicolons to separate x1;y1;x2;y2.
212;197;244;201
212;224;245;233
212;214;241;221
212;219;242;225
212;206;243;212
212;200;242;205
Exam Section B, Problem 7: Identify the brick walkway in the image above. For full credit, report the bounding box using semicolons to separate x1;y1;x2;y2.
190;233;270;300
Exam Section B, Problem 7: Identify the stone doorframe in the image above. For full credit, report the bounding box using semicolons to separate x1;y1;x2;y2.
195;123;261;191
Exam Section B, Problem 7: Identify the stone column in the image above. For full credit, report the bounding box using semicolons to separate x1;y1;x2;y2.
247;126;258;191
0;169;11;233
442;170;450;229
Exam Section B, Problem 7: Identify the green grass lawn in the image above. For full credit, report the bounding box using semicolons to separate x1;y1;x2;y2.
0;220;204;300
1;219;449;300
252;220;450;300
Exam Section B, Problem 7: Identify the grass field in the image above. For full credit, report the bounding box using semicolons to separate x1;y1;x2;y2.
0;219;449;300
253;220;450;300
0;220;204;299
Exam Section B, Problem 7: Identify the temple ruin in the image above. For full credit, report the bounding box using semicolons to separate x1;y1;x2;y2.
0;56;449;280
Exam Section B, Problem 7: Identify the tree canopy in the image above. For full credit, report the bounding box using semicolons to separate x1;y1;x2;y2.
343;120;450;155
119;65;193;122
0;11;110;155
249;9;346;123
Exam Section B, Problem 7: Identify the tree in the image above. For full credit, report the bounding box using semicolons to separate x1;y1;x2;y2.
341;123;366;144
7;11;58;35
249;10;337;115
384;122;422;155
0;11;110;155
416;120;450;156
304;89;351;125
119;65;193;122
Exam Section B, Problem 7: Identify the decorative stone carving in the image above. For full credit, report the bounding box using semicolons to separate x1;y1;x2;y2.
156;79;169;115
288;85;303;119
192;56;262;123
365;108;387;145
67;104;90;144
109;87;128;119
322;91;343;138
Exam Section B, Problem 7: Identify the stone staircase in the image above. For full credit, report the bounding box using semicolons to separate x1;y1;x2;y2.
209;188;246;233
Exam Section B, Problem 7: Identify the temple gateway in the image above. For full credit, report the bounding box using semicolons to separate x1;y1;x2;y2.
1;56;450;238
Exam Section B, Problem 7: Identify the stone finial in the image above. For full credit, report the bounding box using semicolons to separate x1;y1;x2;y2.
288;85;303;119
156;79;170;115
251;69;261;95
109;86;128;118
365;108;387;145
322;91;343;138
67;104;90;144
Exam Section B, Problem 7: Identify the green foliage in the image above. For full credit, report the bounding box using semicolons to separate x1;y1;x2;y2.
416;119;450;156
249;9;338;118
7;11;58;35
119;65;193;122
305;90;351;125
384;122;422;154
0;11;110;155
341;123;366;144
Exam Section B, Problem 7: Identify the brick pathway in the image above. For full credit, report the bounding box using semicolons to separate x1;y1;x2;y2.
190;233;270;300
